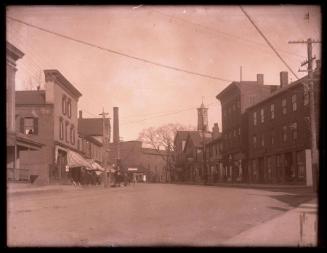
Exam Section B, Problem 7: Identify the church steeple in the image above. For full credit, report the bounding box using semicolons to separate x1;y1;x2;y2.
197;98;208;132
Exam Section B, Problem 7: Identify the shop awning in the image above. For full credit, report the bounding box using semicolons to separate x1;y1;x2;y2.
67;150;93;169
86;159;105;172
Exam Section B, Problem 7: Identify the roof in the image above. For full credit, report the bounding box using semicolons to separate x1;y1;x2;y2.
79;134;103;146
246;70;320;111
216;81;278;101
174;130;197;144
142;148;168;156
16;132;44;149
206;134;222;145
186;131;212;148
44;69;82;98
7;42;24;61
16;90;46;105
78;118;110;136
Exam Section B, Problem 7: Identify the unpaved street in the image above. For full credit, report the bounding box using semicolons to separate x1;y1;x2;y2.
7;183;315;246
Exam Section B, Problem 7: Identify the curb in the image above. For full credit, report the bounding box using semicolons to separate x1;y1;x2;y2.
8;188;65;197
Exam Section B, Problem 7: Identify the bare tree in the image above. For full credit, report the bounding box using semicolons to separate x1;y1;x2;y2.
138;123;195;182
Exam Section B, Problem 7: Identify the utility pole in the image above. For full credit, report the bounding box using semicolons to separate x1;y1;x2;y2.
99;108;109;188
289;38;321;192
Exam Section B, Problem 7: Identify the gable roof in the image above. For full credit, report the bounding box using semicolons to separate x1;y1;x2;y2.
78;118;110;136
185;131;213;149
16;90;46;105
216;81;278;101
246;70;320;111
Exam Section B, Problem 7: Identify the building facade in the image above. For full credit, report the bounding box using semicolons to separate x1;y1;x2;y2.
15;69;82;184
7;42;43;182
246;70;320;186
216;74;279;182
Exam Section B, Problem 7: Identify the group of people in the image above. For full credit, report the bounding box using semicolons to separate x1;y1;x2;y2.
112;170;133;187
69;166;101;186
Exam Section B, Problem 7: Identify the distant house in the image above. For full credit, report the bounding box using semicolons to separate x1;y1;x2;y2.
6;42;44;182
77;110;110;167
216;74;279;182
15;69;82;185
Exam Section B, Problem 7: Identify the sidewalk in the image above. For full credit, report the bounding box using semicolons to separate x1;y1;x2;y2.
172;181;312;190
7;183;104;196
221;198;318;247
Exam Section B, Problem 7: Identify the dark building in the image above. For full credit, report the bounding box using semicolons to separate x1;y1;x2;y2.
246;68;320;186
216;74;279;182
205;123;223;183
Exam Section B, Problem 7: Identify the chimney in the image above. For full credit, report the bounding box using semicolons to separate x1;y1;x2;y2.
113;107;119;144
316;60;321;70
212;123;220;139
79;110;82;119
257;74;264;85
280;71;288;87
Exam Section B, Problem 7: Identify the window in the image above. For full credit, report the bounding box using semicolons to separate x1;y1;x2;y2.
271;131;275;146
236;100;240;108
282;98;287;114
238;128;241;135
70;125;75;145
261;135;265;147
270;104;275;119
304;90;309;106
65;121;69;143
253;112;257;126
232;103;236;111
292;94;297;111
292;122;298;140
62;95;67;115
253;135;257;148
59;118;64;140
67;98;72;118
260;108;264;123
282;125;287;142
234;129;236;137
21;117;38;135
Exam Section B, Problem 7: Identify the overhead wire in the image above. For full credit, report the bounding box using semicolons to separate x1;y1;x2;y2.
7;16;232;83
239;6;299;80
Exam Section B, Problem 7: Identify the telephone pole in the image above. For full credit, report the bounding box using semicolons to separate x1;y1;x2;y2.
289;38;321;192
99;108;109;188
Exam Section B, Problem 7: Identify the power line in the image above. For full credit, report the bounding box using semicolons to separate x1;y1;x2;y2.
239;6;299;80
151;9;306;59
7;16;232;83
121;102;216;125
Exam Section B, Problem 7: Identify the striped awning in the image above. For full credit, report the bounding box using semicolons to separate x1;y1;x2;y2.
67;150;93;170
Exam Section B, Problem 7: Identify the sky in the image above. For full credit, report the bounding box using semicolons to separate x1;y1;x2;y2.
6;5;321;141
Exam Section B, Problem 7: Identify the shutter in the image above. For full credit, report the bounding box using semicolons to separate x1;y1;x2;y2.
20;117;24;133
34;118;38;134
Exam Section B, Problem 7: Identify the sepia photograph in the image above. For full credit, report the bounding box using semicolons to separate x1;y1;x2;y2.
6;4;321;247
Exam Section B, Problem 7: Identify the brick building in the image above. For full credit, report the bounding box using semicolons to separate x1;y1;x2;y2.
15;69;82;184
205;123;223;183
77;110;110;166
216;74;279;182
246;69;320;186
108;141;167;183
6;42;43;182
